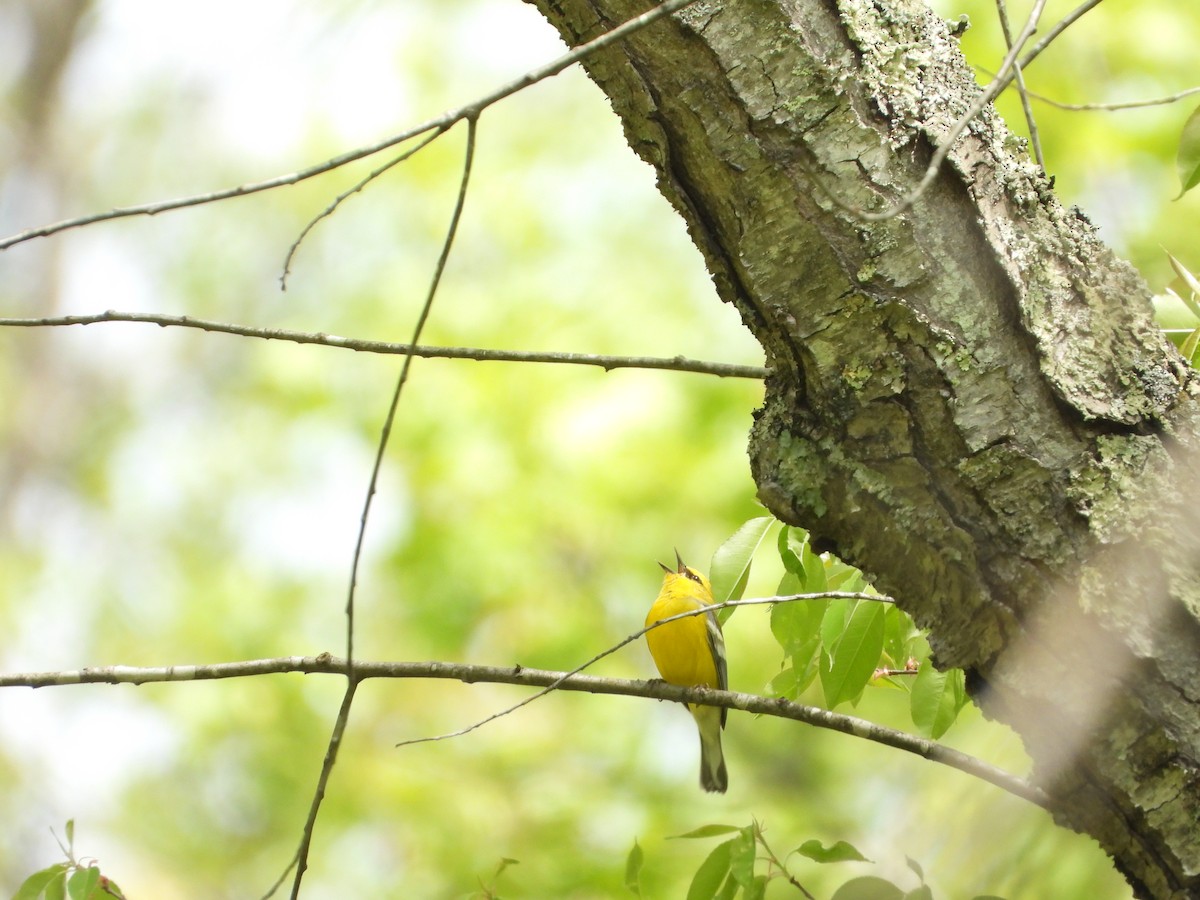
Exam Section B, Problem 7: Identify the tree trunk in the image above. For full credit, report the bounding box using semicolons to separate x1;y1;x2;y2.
525;0;1200;896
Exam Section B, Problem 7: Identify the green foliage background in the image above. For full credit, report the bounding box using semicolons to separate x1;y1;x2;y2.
1;0;1197;897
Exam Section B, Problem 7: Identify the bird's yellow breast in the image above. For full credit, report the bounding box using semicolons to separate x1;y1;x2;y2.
645;589;719;689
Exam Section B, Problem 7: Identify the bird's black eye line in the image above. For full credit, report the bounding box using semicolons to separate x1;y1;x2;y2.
685;568;703;583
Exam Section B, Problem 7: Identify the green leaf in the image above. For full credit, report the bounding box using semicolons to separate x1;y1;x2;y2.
743;875;769;900
820;598;852;650
796;839;870;864
821;600;886;708
775;569;803;599
910;664;967;738
769;666;800;700
15;865;71;900
1181;327;1200;367
801;542;827;593
67;866;101;900
729;826;757;887
45;868;68;900
686;840;734;900
969;895;1009;899
714;873;739;900
710;516;775;611
494;857;519;878
771;589;825;695
881;605;920;674
770;589;825;657
624;840;643;896
64;820;75;851
777;526;808;581
1166;252;1200;316
791;651;821;694
905;856;925;882
1177;104;1200;197
903;887;934;900
825;564;864;592
831;876;905;900
671;824;740;839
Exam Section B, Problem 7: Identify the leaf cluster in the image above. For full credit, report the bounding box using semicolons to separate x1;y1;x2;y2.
1159;251;1200;366
625;821;1005;900
712;519;969;740
14;821;125;900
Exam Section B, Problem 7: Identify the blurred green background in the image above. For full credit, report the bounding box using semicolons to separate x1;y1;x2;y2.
1;1;1196;897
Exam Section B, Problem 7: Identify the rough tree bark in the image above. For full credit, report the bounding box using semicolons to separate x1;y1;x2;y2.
526;1;1200;897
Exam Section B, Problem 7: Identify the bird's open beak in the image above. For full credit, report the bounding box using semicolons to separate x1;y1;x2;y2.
659;550;688;574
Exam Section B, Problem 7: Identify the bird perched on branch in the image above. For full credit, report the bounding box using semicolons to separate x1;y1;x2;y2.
644;552;728;793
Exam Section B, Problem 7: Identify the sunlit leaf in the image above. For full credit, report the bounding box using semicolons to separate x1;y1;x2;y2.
881;605;920;674
715;872;739;900
624;840;643;896
821;601;886;708
825;563;864;593
1181;327;1200;367
831;876;905;900
1166;252;1200;317
820;598;852;650
776;569;803;596
795;839;870;864
67;866;101;900
44;868;68;900
743;874;769;900
777;526;808;580
495;858;519;876
905;856;925;882
671;824;741;839
769;666;800;700
728;826;757;886
791;651;822;693
911;664;967;738
98;876;127;900
802;542;828;593
686;840;734;900
710;516;775;611
15;865;70;900
771;589;826;657
1177;104;1200;197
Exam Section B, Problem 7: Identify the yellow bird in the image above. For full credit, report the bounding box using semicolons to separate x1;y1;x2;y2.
644;552;728;793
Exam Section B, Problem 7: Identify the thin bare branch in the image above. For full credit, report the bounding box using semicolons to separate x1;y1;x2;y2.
1013;0;1107;77
857;0;1050;222
0;310;767;378
0;0;698;252
280;128;446;290
390;591;894;748
0;652;1044;809
343;116;476;663
981;68;1200;111
281;110;480;900
1035;85;1200;112
260;852;299;900
287;681;358;900
824;0;1105;223
994;0;1044;171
